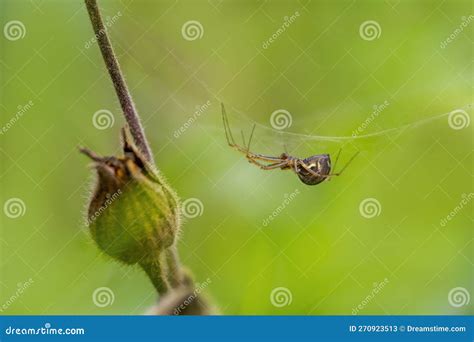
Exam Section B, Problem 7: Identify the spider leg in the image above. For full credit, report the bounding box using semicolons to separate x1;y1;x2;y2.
221;103;285;163
247;159;289;170
326;148;341;182
222;103;237;146
245;152;284;163
222;103;255;154
332;148;342;174
298;150;359;179
240;130;246;147
293;159;299;174
332;150;360;176
246;124;256;156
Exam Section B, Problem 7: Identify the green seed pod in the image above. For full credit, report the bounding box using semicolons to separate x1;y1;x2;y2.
81;128;181;266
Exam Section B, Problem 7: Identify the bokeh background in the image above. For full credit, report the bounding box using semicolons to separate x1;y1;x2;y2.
0;0;472;315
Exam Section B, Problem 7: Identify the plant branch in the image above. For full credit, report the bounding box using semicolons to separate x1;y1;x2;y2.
84;0;154;164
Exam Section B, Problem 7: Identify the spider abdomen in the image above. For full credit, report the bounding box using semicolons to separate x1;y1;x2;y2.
296;154;331;185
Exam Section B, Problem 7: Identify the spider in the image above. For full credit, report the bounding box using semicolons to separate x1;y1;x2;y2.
221;104;359;185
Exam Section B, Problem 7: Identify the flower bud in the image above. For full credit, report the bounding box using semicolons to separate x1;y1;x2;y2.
81;127;181;265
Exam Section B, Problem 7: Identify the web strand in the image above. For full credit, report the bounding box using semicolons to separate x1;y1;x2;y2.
220;104;473;143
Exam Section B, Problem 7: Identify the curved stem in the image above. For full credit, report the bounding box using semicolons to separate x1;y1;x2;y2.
139;254;170;295
84;0;154;164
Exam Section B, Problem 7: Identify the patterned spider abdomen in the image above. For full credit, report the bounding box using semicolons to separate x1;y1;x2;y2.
296;154;331;185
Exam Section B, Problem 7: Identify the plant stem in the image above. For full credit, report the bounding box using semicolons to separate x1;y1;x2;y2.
139;255;170;295
84;0;154;164
84;0;189;298
165;246;185;287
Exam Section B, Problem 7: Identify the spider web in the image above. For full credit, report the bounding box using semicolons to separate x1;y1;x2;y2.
206;103;472;145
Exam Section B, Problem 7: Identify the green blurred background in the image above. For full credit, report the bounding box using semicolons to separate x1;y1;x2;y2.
0;0;472;315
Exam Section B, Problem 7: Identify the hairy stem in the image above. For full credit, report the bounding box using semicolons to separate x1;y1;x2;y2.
165;246;185;287
84;0;189;299
84;0;153;164
139;255;170;295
